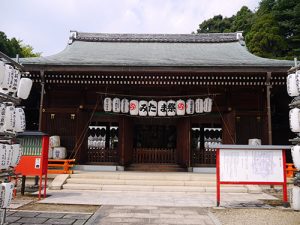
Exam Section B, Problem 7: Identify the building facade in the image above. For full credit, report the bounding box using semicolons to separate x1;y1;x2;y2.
20;32;292;170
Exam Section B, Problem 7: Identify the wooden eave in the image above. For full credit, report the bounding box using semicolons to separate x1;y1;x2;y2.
22;64;290;74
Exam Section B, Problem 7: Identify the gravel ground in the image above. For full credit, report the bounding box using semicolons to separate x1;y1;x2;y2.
212;208;300;225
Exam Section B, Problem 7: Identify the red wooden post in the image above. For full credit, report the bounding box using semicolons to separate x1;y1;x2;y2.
216;148;220;207
282;149;288;206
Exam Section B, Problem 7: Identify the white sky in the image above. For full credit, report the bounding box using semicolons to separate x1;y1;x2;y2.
0;0;260;56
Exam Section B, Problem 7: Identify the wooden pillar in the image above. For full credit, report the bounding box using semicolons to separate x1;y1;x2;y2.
119;116;133;166
266;72;272;144
222;110;236;144
177;117;190;168
76;110;90;163
38;70;45;131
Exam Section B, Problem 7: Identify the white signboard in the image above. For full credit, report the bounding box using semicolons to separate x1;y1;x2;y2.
219;149;284;182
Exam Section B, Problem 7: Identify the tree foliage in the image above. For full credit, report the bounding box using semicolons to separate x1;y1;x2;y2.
0;31;40;58
196;0;300;59
197;15;234;33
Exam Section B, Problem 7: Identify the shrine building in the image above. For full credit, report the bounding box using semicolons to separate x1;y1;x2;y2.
19;31;292;171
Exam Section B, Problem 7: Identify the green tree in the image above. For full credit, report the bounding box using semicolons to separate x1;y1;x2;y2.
231;6;254;35
197;15;234;33
246;13;287;58
0;31;40;57
273;0;300;57
196;0;300;59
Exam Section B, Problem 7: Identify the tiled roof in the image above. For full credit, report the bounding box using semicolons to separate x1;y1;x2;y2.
72;32;239;43
19;31;292;69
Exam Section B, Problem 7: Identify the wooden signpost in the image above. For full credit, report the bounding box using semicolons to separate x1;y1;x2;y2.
212;144;290;207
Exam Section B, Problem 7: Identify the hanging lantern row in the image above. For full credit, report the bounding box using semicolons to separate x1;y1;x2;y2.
103;97;213;116
0;61;33;99
0;103;26;134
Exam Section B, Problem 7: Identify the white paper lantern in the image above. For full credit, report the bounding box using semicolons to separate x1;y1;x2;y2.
203;97;213;112
0;103;6;133
3;105;15;133
0;182;14;208
5;144;13;169
10;144;22;167
176;99;185;116
0;61;5;85
167;100;176;116
53;147;67;159
12;69;21;93
139;100;148;116
103;98;112;112
158;101;167;116
129;100;138;115
17;78;33;99
195;99;204;113
186;99;195;115
1;65;14;93
289;108;300;132
121;98;129;113
14;107;26;133
287;73;300;97
148;100;157;116
291;145;300;170
0;144;7;170
112;98;121;113
292;186;300;210
50;135;60;148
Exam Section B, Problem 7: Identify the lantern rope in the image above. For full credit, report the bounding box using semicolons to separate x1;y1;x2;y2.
69;95;101;160
96;91;219;99
213;100;236;144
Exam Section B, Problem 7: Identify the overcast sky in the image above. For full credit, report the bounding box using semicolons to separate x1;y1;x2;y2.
1;0;260;56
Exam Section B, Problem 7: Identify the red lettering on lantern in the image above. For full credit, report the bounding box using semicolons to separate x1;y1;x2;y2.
130;103;136;110
178;102;185;110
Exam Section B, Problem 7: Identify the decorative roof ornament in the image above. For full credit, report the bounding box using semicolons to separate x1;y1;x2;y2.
236;31;245;46
68;31;78;45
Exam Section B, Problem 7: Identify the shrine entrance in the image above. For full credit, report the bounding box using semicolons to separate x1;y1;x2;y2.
132;118;177;164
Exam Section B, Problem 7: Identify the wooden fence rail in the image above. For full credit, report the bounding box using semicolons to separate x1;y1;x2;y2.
133;148;176;163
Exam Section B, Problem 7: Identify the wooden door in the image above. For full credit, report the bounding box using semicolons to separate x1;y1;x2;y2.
236;115;263;144
42;112;77;158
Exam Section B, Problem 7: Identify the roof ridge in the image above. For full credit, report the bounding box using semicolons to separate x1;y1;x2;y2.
68;31;241;44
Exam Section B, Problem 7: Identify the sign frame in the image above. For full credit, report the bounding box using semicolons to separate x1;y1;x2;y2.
211;144;290;207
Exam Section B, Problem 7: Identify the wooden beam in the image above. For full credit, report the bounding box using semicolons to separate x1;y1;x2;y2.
22;64;290;73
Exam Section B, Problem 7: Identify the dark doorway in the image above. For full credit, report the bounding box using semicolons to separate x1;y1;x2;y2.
132;118;177;163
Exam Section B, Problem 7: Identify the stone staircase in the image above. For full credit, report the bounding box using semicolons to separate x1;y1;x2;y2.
62;171;262;193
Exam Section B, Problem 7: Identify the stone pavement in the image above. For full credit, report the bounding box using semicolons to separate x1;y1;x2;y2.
4;210;92;225
39;189;277;207
86;205;221;225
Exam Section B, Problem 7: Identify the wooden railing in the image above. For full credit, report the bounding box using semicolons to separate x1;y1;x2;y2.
87;148;118;163
133;148;176;163
48;159;75;174
191;148;216;166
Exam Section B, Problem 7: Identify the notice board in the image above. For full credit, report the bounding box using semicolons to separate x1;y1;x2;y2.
210;144;291;207
219;149;284;182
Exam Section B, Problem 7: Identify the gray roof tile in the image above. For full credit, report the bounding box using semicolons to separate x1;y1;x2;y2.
20;32;293;68
74;32;238;43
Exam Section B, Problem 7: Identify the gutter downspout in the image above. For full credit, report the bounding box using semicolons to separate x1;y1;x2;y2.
38;70;45;131
266;72;272;144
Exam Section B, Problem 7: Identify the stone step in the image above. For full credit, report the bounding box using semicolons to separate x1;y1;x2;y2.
70;172;216;181
63;183;249;193
67;178;216;186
